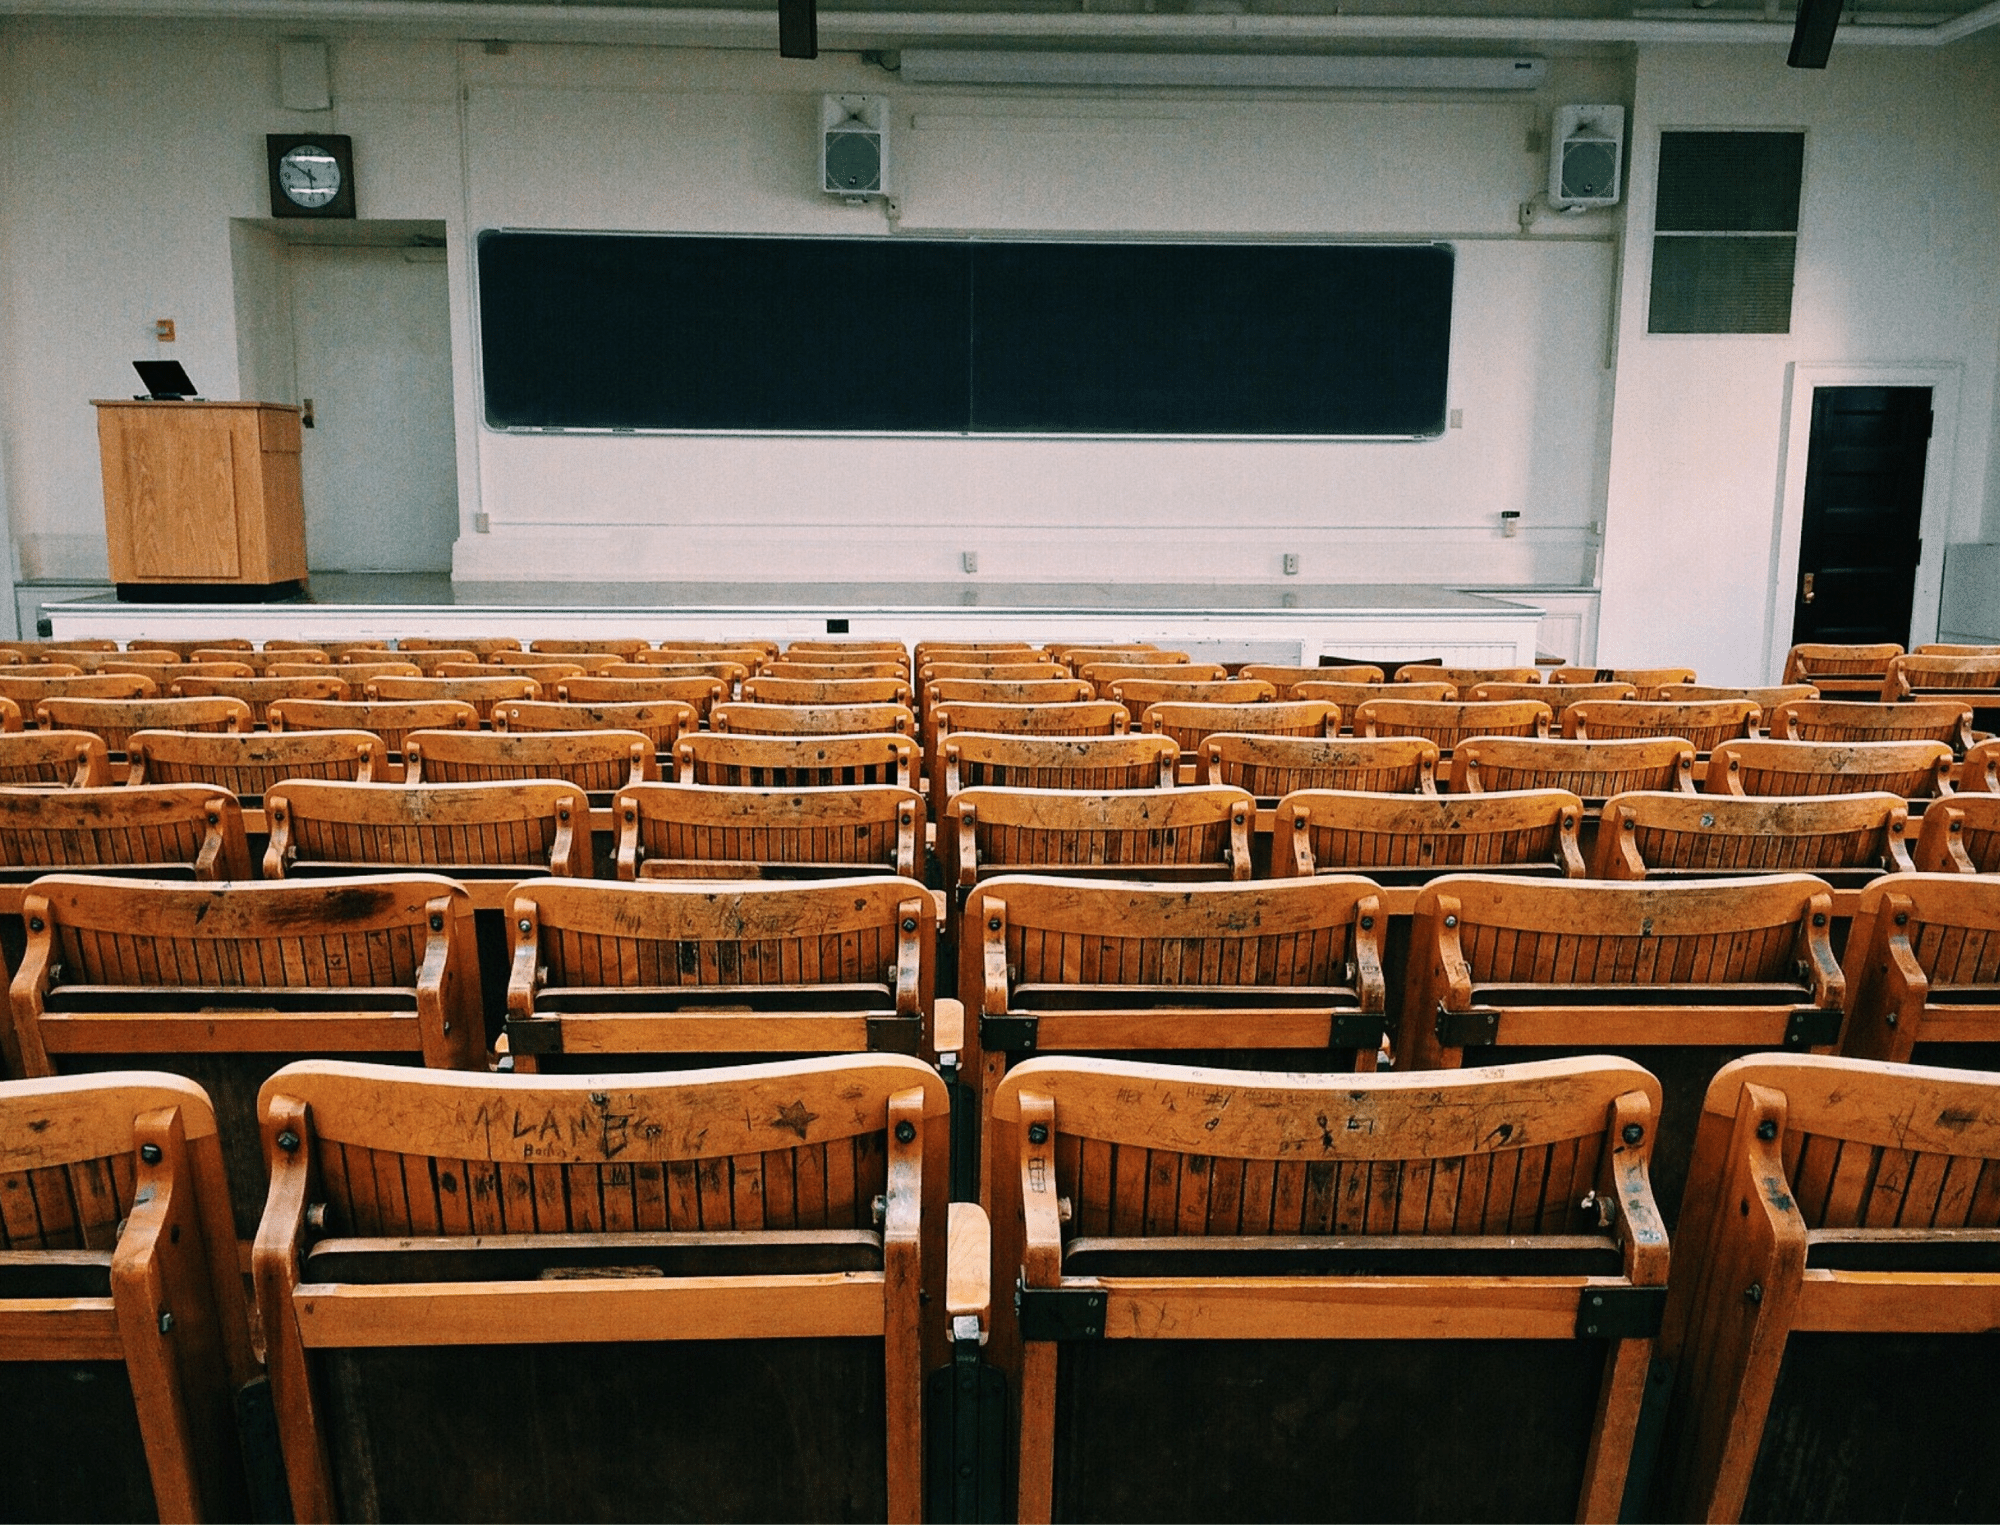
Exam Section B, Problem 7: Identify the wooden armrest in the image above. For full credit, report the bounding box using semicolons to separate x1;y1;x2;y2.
948;1201;992;1323
934;996;965;1056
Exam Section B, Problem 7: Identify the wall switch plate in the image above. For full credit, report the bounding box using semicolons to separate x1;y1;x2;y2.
473;511;491;534
1449;409;1464;429
961;551;978;573
1282;553;1300;576
154;319;175;342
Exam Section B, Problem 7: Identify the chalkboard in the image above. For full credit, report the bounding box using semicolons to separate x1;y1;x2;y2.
478;232;1452;437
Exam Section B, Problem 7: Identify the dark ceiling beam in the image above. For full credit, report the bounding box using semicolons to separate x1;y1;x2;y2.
1788;0;1843;65
779;0;816;56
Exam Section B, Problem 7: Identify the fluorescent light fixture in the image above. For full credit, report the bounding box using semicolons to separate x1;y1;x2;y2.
897;50;1548;89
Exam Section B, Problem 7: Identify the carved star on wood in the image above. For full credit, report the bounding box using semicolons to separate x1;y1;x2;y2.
770;1099;820;1140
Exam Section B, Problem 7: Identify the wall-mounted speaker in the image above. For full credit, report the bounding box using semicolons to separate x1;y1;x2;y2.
1549;104;1624;211
821;95;890;199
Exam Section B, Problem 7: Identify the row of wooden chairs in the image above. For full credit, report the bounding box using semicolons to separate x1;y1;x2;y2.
7;1047;1997;1521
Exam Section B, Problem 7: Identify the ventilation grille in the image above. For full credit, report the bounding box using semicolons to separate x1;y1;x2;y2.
1648;131;1804;335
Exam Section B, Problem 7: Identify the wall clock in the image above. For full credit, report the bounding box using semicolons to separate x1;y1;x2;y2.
267;134;356;219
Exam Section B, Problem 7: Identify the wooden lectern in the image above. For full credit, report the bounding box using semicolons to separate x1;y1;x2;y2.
93;400;307;598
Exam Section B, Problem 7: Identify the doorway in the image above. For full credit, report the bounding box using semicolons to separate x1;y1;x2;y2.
1789;386;1933;647
289;242;459;572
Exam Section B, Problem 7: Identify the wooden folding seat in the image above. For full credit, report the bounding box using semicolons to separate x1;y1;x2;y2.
942;733;1178;803
1563;698;1760;751
1883;651;2000;704
1596;791;1912;886
653;636;779;659
948;786;1253;898
916;639;1041;657
528;637;652;657
1275;787;1585;882
1839;872;2000;1063
1204;733;1439;796
198;647;329;671
1649;1055;2000;1522
265;779;590;882
0;784;251;883
743;675;915;707
127;728;379;801
919;662;1067;686
269;697;479;758
0;661;81;679
503;879;940;1065
1914;791;2000;873
558;674;727;722
109;657;255;685
295;658;419;682
45;647;180;673
931;699;1127;741
1294;679;1457;712
396;647;481;673
0;636;118;654
265;638;386;655
614;781;921;879
396;635;520;654
713;700;917;738
1965;737;2000;792
365;673;540;723
172;672;347;724
1079;660;1226;697
1553;665;1698;697
782;639;908;657
1773;697;1976;751
495;698;697;755
1783;641;1902;696
1659;681;1820;707
1920;642;2000;655
0;672;152;707
1238;662;1383;698
1047;642;1163;665
131;636;251;657
601;659;749;694
675;730;917;789
493;651;627;672
0;1071;259;1522
1705;737;1954;798
0;728;111;787
1452;735;1696;802
1404;663;1542;688
1354;697;1552;752
1142;698;1330;758
4;874;482;1238
764;660;911;682
403;728;658;793
450;657;589;680
37;695;252;755
989;1054;1668;1525
1472;679;1636;720
253;1054;947;1522
1107;679;1275;728
925;677;1093;712
1402;872;1842;1215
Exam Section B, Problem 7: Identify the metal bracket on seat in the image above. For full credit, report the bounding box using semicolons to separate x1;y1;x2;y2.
1435;1004;1500;1047
866;1015;924;1054
1015;1274;1106;1340
981;1014;1039;1053
1330;1013;1386;1050
504;1016;563;1055
1575;1285;1666;1340
1784;1006;1843;1048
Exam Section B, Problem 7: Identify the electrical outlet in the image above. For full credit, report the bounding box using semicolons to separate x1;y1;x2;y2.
154;318;175;342
1449;409;1464;429
474;511;491;534
1282;553;1299;576
961;551;978;574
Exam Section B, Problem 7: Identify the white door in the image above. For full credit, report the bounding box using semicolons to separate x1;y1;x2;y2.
289;245;458;571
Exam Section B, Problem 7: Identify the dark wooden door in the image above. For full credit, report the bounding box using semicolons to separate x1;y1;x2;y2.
1791;386;1932;645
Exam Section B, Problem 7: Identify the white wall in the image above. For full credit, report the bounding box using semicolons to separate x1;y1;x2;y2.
1595;39;2000;684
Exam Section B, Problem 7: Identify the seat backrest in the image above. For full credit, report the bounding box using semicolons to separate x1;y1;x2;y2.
1654;1054;2000;1523
712;700;917;738
930;700;1127;740
1452;735;1696;799
0;1071;256;1522
941;732;1177;804
172;673;347;724
0;783;250;878
1410;664;1542;688
301;658;419;682
266;639;384;655
607;659;750;689
396;635;523;653
988;1054;1667;1524
947;785;1254;890
37;695;252;754
1913;792;2000;874
111;658;256;683
1471;680;1637;717
1107;679;1274;724
1782;641;1902;692
1274;787;1585;881
1774;698;1975;751
741;675;914;707
396;648;481;672
506;878;936;1063
270;697;480;756
1080;661;1226;696
1203;733;1439;795
528;637;653;657
137;636;252;657
1237;663;1382;698
1562;698;1759;750
404;727;657;792
265;780;591;879
449;657;589;680
1355;698;1552;750
126;727;378;798
494;699;697;752
366;674;541;722
1704;737;1954;798
1553;665;1698;697
615;781;923;879
253;1054;947;1524
1659;682;1819;706
762;660;911;682
0;728;111;787
675;730;917;789
652;637;779;660
782;640;909;659
1055;646;1178;672
924;678;1093;709
0;672;153;705
1595;790;1912;882
1840;872;2000;1061
1295;680;1457;711
1883;652;2000;701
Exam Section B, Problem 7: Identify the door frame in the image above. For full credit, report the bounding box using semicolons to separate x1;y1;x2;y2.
1763;360;1961;680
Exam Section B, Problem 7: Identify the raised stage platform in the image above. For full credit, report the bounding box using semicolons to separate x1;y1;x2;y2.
46;579;1545;663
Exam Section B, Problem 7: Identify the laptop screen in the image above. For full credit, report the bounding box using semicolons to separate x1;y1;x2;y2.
132;360;197;399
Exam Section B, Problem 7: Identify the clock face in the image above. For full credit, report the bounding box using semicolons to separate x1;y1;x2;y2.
278;144;342;208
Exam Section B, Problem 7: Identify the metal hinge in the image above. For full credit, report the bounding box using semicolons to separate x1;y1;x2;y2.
1575;1285;1666;1340
981;1014;1039;1053
504;1016;563;1055
1015;1274;1106;1341
1784;1007;1842;1048
866;1015;923;1054
1330;1014;1386;1050
1436;1004;1500;1047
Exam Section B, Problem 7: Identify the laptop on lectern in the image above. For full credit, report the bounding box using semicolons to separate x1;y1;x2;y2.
133;360;198;400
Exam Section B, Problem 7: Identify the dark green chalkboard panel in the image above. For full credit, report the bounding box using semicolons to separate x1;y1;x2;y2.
478;232;1453;437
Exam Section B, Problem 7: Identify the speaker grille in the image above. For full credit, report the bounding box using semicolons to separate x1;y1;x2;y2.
1560;139;1618;201
1648;130;1804;333
824;130;881;193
